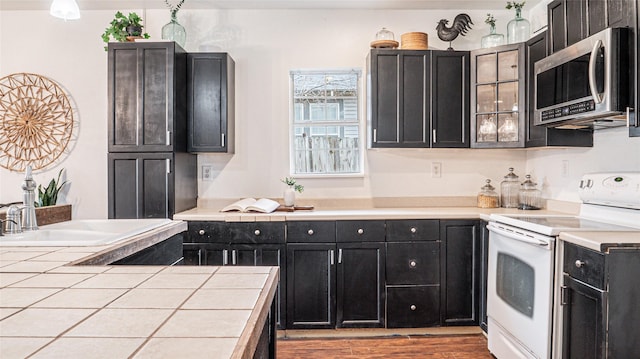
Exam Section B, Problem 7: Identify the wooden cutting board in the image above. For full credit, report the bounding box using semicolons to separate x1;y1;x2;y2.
276;205;314;212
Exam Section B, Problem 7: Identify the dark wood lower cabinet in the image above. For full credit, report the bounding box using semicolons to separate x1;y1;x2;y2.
286;243;336;329
440;220;480;326
336;242;386;328
479;220;489;333
562;274;605;359
184;218;483;331
386;285;440;328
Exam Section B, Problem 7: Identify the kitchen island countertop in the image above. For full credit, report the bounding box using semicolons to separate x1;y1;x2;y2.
0;220;278;359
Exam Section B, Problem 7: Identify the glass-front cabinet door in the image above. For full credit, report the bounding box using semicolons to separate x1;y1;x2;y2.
471;43;525;148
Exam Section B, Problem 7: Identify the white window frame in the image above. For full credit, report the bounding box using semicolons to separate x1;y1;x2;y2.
289;69;364;177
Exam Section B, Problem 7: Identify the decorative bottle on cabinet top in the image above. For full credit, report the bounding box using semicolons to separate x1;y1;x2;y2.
506;1;530;44
481;14;505;48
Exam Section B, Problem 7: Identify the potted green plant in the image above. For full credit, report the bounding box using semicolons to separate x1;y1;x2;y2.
281;177;304;207
101;11;150;51
36;168;68;207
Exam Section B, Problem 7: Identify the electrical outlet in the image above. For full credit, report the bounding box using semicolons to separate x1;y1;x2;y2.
431;162;442;178
202;165;213;181
561;160;569;178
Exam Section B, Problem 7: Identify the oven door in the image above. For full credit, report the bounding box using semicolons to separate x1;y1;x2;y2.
487;222;555;359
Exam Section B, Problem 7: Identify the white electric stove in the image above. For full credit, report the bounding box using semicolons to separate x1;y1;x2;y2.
487;172;640;359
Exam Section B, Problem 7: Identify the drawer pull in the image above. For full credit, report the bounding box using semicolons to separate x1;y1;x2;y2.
410;227;417;234
409;260;417;268
198;229;205;235
254;229;261;236
575;260;586;268
410;305;417;311
308;229;314;236
357;228;364;235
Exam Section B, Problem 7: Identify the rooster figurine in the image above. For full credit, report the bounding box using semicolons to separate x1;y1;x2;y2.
436;13;473;50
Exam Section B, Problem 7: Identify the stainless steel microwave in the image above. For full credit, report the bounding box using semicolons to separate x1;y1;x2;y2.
534;27;630;129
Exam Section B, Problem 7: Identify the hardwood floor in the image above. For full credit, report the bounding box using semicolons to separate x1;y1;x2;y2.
277;334;492;358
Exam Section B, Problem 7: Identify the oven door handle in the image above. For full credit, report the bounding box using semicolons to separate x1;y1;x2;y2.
487;223;550;247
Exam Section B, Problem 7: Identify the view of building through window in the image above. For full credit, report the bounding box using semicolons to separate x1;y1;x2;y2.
290;70;362;175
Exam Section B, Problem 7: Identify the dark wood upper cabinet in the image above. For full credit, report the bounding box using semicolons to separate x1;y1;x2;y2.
634;0;640;137
368;49;469;148
187;53;235;153
548;0;635;54
548;0;566;54
431;50;470;148
108;42;187;153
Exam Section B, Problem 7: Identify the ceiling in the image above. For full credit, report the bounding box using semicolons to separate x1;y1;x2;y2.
1;0;546;11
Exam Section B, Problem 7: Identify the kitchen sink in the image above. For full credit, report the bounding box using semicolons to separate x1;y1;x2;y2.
0;218;173;246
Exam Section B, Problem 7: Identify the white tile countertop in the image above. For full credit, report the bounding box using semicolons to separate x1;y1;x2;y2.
0;220;278;359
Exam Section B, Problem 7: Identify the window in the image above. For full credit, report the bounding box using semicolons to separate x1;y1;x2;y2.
290;69;362;175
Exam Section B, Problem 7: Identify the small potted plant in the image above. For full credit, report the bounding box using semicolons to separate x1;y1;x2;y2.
281;177;304;207
36;168;68;207
101;11;150;51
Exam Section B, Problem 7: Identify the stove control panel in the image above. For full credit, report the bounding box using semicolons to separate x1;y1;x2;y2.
578;172;640;209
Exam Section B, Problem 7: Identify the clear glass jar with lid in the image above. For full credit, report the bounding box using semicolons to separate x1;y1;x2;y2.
478;179;499;208
376;27;395;41
519;175;543;210
500;167;520;208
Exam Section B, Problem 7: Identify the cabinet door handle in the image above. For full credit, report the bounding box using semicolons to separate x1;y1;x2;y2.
308;229;314;236
198;229;205;235
410;227;417;234
232;249;237;265
410;305;417;311
357;228;364;235
197;249;202;266
166;131;171;146
575;260;586;268
223;249;229;265
409;260;417;268
338;248;343;264
373;128;377;143
221;133;226;147
561;285;570;305
166;159;171;174
330;249;335;265
432;129;436;143
254;229;261;236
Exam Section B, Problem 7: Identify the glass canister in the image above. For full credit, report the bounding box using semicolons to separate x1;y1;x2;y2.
478;179;499;208
500;167;520;208
519;175;543;210
376;27;395;41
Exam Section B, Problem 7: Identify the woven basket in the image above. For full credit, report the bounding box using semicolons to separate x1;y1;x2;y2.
401;32;428;50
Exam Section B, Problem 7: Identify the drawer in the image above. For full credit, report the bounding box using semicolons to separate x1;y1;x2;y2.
336;220;385;242
186;221;228;243
227;222;285;244
386;220;439;242
386;285;440;328
386;242;440;285
564;242;605;290
287;221;336;243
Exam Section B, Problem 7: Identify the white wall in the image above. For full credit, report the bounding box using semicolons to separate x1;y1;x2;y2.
0;8;637;218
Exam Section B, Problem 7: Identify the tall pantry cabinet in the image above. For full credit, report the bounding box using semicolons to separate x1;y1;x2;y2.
107;42;197;219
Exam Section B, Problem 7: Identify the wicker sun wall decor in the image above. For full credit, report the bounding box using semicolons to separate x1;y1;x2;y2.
0;73;74;172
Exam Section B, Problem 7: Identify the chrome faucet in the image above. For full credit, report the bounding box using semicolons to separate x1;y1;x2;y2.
21;166;38;231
